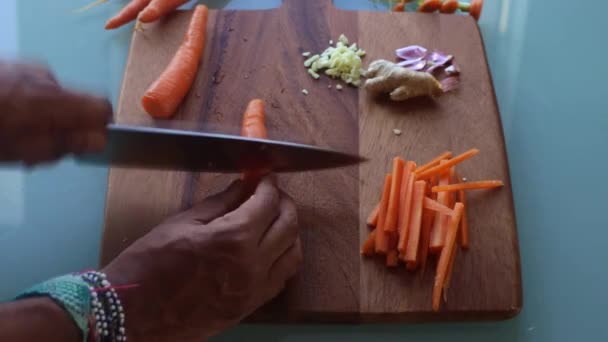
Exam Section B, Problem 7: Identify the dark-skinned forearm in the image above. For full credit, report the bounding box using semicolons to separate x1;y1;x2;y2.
0;298;80;342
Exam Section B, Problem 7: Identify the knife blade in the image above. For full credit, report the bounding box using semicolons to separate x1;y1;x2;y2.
76;124;366;173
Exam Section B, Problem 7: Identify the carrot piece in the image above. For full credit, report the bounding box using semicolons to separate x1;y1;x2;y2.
392;3;405;12
469;0;484;21
429;163;451;253
443;241;458;302
366;202;381;227
397;173;416;254
404;181;427;267
385;158;405;232
440;0;459;13
458;189;469;249
419;209;434;275
138;0;190;23
73;0;109;14
374;174;393;254
418;0;442;13
432;180;504;193
105;0;152;29
386;250;399;267
241;99;268;138
361;229;377;256
448;167;456;207
423;197;454;216
416;148;480;180
141;5;208;118
397;161;416;232
416;151;452;175
432;203;464;311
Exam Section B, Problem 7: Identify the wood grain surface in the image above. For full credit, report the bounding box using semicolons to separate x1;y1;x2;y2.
100;0;521;322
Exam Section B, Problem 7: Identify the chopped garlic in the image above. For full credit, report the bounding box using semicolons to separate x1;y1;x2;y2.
338;34;348;45
308;69;320;79
303;34;366;86
393;129;402;136
336;84;343;90
303;54;319;67
302;51;311;57
329;40;333;45
302;89;309;95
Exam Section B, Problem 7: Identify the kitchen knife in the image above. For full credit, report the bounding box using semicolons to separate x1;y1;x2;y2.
76;124;366;173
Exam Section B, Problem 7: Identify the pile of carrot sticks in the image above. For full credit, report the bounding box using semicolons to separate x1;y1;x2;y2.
361;148;503;311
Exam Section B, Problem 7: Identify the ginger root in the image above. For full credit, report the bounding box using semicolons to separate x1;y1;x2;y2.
363;59;443;101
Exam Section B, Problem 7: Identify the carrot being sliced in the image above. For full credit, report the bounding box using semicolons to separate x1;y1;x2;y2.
443;241;458;302
241;99;267;138
419;209;434;275
366;202;381;227
429;163;451;253
138;0;190;23
397;173;416;254
385;158;405;232
416;149;480;180
397;161;416;232
423;197;454;216
432;180;504;193
386;250;399;267
416;151;452;175
141;5;208;118
361;229;377;256
105;0;152;29
374;174;393;254
404;180;427;267
432;203;464;311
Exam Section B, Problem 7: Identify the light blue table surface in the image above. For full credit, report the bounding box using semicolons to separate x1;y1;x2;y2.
1;0;607;341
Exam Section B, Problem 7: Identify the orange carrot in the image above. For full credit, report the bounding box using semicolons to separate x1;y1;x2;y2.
361;229;377;256
419;209;434;275
138;0;190;23
440;0;459;13
387;250;399;267
397;173;416;253
469;0;484;21
432;202;464;311
443;241;458;301
366;202;381;227
397;161;416;231
241;99;268;139
416;148;480;180
458;188;469;249
375;174;393;254
432;180;504;193
416;151;452;175
392;3;405;12
423;196;454;216
105;0;152;29
141;5;208;118
385;158;405;232
404;180;427;267
418;0;442;12
448;167;456;207
429;163;451;253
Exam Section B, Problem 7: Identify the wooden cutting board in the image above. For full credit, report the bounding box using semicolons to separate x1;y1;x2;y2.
100;0;522;322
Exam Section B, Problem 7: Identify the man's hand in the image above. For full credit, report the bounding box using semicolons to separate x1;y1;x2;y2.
102;176;302;341
0;62;112;166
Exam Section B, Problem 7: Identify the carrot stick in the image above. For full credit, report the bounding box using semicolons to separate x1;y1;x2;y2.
429;163;451;253
404;180;427;267
397;173;416;254
440;0;459;13
443;241;458;302
432;180;504;193
361;229;377;256
418;0;442;13
423;197;454;216
416;149;480;180
432;203;464;311
386;250;399;267
241;99;267;138
105;0;152;29
458;188;469;249
385;158;405;232
415;151;452;175
448;167;456;208
419;209;434;276
366;202;381;227
375;174;393;254
141;5;208;118
397;161;416;232
138;0;190;23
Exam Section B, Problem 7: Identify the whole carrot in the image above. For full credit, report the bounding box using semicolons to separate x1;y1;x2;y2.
138;0;190;23
429;163;450;253
416;151;452;175
141;5;208;118
105;0;152;30
418;0;442;12
361;229;377;256
432;180;504;193
440;0;459;13
397;173;416;254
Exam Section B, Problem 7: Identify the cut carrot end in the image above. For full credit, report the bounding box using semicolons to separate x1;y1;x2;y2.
386;250;399;267
361;230;377;256
366;202;381;227
374;174;393;254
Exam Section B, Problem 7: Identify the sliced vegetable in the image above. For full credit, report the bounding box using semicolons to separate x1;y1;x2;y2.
416;148;480;180
375;174;393;254
397;161;417;231
416;151;453;174
433;203;464;311
443;241;458;301
387;250;399;267
366;202;381;227
457;176;469;249
361;229;377;256
432;180;504;192
385;157;405;232
404;180;427;267
304;34;366;86
419;209;435;275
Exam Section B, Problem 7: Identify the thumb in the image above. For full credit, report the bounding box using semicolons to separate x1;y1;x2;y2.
180;179;246;224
